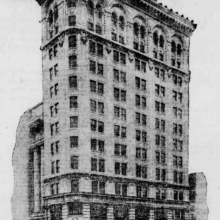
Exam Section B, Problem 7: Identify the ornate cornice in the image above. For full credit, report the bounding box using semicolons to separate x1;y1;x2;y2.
122;0;196;36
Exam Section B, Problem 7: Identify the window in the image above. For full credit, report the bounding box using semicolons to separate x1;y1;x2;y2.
68;202;82;216
50;182;59;195
90;100;104;114
155;151;166;165
156;168;166;182
91;158;105;172
54;83;58;95
115;183;127;196
70;96;78;109
112;12;117;26
114;144;127;157
155;84;165;97
114;88;126;102
70;136;78;148
68;15;76;26
155;118;166;132
113;50;119;62
136;186;148;198
91;119;104;133
69;35;77;48
67;0;76;8
92;181;105;194
53;45;58;57
87;0;94;15
119;35;124;44
173;123;183;136
70;116;78;128
136;148;147;161
114;125;126;138
156;189;166;201
115;162;127;176
90;80;104;95
114;107;126;121
174;171;184;184
155;101;165;113
136;130;147;143
155;135;166;147
97;43;103;56
136;164;147;179
70;156;79;169
120;53;126;65
69;55;77;69
173;139;183;151
91;139;104;152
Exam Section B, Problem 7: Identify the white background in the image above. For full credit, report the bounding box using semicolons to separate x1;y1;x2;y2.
0;0;219;219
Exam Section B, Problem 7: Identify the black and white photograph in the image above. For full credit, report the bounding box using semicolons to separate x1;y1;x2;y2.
0;0;219;219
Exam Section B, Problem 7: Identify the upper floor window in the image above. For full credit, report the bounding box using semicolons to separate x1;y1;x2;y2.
153;31;165;61
69;55;77;69
112;12;117;26
119;16;125;30
171;38;182;68
67;0;76;8
87;0;94;16
69;35;77;48
96;4;102;20
68;15;76;26
133;22;146;52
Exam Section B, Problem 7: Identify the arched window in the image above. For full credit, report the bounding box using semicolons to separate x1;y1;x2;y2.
49;10;53;25
54;5;58;21
177;44;182;56
87;1;94;16
96;5;102;19
153;32;158;46
159;35;164;48
133;23;139;37
171;41;176;53
112;12;117;26
140;26;145;39
119;16;125;30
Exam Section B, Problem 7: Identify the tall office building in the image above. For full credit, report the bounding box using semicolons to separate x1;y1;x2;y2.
12;0;208;220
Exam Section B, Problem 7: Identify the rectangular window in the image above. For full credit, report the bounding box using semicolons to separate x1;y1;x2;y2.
91;158;97;171
121;127;126;138
69;55;77;69
49;48;53;60
87;22;94;31
90;60;96;73
98;102;104;114
90;80;96;93
69;35;77;48
70;96;78;108
68;15;76;26
141;61;146;72
98;83;104;95
71;156;79;169
98;121;104;133
69;75;77;89
70;136;78;148
89;40;96;53
141;79;146;91
119;35;124;44
113;50;119;62
55;83;58;95
97;63;104;76
115;162;120;175
114;69;119;82
121;108;126;121
121;71;126;84
99;159;105;172
67;0;76;8
70;116;78;128
114;125;120;137
71;179;79;194
53;44;58;57
135;95;140;106
135;77;140;89
97;43;103;56
135;59;140;70
120;53;126;65
91;119;97;131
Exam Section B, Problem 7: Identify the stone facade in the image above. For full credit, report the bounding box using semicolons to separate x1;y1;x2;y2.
12;0;208;220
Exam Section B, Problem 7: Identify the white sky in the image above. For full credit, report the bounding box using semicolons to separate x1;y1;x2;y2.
0;0;219;219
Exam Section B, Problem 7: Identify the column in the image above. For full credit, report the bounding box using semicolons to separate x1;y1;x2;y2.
149;209;154;220
33;149;40;213
107;206;114;220
62;204;68;220
83;204;90;220
129;207;135;220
